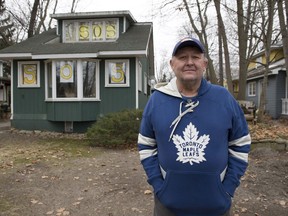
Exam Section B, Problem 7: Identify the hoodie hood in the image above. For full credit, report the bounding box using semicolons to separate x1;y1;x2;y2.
154;77;211;99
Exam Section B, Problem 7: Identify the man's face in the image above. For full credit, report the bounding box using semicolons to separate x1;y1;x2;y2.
170;46;207;83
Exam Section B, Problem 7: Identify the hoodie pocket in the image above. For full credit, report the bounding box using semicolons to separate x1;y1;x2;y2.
157;170;231;215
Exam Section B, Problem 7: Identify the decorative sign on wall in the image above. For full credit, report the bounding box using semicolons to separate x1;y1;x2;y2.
23;64;37;85
105;60;129;87
64;19;118;42
18;61;40;88
60;62;74;83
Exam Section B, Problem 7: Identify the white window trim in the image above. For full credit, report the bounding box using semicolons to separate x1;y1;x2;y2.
105;59;130;87
138;61;142;92
45;59;100;101
18;61;40;88
144;73;148;95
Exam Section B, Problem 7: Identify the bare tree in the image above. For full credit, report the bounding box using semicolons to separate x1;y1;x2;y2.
35;0;51;34
47;0;58;29
236;0;253;100
0;0;15;49
277;0;288;78
182;0;218;84
218;29;224;86
214;0;233;93
257;0;277;122
157;50;172;83
71;0;80;13
28;0;39;38
7;0;79;41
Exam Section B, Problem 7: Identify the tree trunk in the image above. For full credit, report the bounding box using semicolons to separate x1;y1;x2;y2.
236;0;249;100
218;31;224;86
277;0;288;78
28;0;39;38
257;0;276;122
214;0;233;94
35;0;51;34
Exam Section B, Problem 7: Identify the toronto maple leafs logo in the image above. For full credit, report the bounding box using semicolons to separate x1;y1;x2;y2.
172;122;210;165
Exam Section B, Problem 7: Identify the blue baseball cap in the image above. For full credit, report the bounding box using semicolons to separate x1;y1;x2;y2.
172;37;205;56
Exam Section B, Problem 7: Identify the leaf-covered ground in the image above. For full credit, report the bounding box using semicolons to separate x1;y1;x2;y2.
0;118;287;216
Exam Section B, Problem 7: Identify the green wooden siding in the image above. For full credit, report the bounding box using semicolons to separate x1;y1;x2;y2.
98;58;136;116
13;61;47;116
11;58;143;132
46;101;100;121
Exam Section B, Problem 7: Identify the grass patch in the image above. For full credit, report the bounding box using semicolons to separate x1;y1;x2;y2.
0;136;103;170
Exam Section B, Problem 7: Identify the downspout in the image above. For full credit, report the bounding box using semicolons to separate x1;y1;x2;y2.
10;60;13;120
135;58;139;109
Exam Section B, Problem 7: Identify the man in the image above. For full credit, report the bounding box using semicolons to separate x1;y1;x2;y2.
138;37;251;216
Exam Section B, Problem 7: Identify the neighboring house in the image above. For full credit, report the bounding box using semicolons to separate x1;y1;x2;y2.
0;60;11;110
0;10;155;132
246;44;287;119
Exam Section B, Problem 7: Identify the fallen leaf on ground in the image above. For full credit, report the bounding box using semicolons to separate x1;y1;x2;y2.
144;189;152;195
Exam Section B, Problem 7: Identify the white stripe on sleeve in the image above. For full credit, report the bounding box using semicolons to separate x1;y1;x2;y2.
138;134;156;147
139;149;158;161
229;134;251;147
229;149;249;162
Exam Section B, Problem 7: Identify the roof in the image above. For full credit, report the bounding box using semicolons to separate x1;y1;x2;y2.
252;43;283;59
247;58;286;80
51;10;137;23
0;23;153;59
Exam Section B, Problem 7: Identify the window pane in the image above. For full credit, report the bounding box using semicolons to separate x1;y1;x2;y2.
108;62;126;84
65;22;76;42
92;21;103;41
105;20;117;40
47;62;52;98
79;22;90;41
82;61;96;98
18;61;40;88
56;61;77;98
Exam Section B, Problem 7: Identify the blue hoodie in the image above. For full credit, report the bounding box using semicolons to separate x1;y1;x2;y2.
138;77;251;216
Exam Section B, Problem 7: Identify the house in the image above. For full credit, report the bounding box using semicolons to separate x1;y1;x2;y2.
0;10;155;132
246;44;287;119
0;60;11;116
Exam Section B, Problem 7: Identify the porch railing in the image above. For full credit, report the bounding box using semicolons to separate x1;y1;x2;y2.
282;98;288;115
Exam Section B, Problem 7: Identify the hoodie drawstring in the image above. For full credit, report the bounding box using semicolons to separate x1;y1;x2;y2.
169;100;199;141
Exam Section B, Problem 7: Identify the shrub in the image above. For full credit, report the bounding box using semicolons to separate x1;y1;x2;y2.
86;109;143;148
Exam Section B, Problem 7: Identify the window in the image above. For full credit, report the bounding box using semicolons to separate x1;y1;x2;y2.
46;62;52;98
248;82;256;96
56;61;77;98
63;19;118;42
82;61;97;98
18;61;40;88
105;59;130;87
45;60;99;101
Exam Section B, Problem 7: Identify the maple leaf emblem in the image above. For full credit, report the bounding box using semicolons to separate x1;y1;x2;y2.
172;123;210;165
